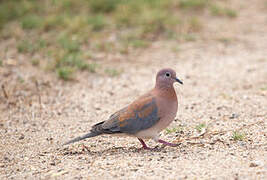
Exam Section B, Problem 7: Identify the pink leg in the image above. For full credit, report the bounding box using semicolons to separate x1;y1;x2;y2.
158;139;179;147
138;138;152;150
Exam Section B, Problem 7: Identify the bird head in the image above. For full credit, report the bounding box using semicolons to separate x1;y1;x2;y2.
155;68;183;89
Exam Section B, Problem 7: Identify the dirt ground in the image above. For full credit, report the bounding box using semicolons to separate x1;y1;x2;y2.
0;0;266;179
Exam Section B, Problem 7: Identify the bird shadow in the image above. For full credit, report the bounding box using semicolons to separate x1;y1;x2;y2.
60;144;173;157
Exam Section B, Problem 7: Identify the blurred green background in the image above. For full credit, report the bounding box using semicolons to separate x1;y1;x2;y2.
0;0;237;80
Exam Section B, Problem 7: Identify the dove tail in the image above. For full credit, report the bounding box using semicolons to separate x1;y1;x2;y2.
63;121;105;145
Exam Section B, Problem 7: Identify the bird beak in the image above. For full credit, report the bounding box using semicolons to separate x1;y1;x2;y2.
175;77;183;85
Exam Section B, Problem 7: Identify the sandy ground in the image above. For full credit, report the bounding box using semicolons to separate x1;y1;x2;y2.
0;0;266;179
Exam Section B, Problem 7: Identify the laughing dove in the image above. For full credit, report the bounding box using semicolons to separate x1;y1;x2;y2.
64;68;183;149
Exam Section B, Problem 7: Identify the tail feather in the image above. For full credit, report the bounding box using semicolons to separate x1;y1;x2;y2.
63;121;105;145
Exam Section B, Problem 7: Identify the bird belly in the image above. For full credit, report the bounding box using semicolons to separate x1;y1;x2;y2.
134;128;159;139
135;104;177;139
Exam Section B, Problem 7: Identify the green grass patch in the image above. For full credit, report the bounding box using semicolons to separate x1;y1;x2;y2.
105;68;121;77
31;59;40;66
224;9;237;18
129;39;149;48
42;15;65;31
210;5;237;18
88;15;107;31
88;0;122;13
183;34;197;41
179;0;208;10
17;40;35;53
58;36;80;53
0;0;238;80
0;0;34;29
17;39;47;54
94;42;114;52
56;53;89;71
217;37;232;44
18;76;25;84
232;131;245;141
57;67;75;81
87;62;99;73
189;17;202;32
165;126;183;134
21;15;43;29
0;59;2;66
195;123;206;132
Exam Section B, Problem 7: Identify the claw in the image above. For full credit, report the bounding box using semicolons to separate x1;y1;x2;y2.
158;139;180;147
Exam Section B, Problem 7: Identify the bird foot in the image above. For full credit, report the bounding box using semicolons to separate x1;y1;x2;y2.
142;146;153;150
138;138;154;150
79;144;91;153
138;138;179;151
158;139;180;147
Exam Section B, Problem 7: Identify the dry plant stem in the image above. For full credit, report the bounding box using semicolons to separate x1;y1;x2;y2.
81;144;90;152
1;84;8;99
35;80;42;110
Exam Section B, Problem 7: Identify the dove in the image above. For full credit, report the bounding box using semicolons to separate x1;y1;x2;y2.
64;68;183;150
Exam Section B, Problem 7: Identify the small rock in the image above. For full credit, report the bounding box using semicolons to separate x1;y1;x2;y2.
229;113;239;119
19;134;25;140
6;58;17;66
250;160;263;167
50;170;68;177
131;168;138;172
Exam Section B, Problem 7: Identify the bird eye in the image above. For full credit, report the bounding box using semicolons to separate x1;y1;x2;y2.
165;72;171;77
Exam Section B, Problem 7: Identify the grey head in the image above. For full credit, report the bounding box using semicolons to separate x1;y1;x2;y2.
155;68;183;89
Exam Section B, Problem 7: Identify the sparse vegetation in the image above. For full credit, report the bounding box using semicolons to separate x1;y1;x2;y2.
31;59;40;66
0;0;238;80
18;76;25;83
17;39;47;54
88;15;107;31
217;37;233;44
189;17;203;32
165;126;184;134
21;15;43;29
87;63;99;73
210;5;237;18
232;131;245;141
105;68;121;77
179;0;208;10
57;67;74;81
195;123;206;132
183;34;197;41
17;40;35;53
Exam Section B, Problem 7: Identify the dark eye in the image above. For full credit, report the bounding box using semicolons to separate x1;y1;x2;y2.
165;72;171;77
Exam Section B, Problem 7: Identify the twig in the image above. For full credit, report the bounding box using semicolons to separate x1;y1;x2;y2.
1;84;8;99
35;80;42;110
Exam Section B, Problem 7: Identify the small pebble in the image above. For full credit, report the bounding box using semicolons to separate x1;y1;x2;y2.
229;113;239;119
19;134;25;140
249;160;263;167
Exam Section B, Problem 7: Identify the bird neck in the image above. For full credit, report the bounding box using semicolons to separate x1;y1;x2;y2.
154;86;177;100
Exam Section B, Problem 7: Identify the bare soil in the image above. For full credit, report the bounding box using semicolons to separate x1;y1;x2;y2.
0;0;266;179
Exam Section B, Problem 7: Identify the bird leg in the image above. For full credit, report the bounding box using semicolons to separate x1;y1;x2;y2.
138;138;152;150
158;139;179;147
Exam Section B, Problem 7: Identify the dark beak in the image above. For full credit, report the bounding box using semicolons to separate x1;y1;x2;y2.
175;77;183;85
